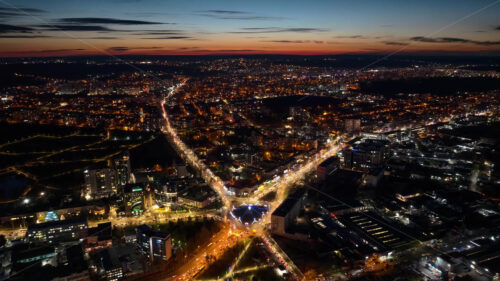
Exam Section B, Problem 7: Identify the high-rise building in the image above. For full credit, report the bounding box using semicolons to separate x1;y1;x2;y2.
86;222;113;252
344;118;361;133
271;189;306;236
135;225;172;262
317;156;340;180
84;168;118;199
123;184;145;216
96;248;123;281
343;139;387;170
114;151;131;188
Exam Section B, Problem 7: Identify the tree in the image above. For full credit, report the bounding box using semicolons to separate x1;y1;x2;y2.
0;235;5;248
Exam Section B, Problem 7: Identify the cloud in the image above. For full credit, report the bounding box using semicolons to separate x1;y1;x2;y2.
0;23;33;33
196;10;283;20
169;48;259;53
177;47;199;50
108;46;129;51
107;46;163;51
39;48;85;53
262;39;323;44
199;14;281;20
410;36;466;43
361;48;384;52
0;7;46;13
125;12;171;17
0;34;50;38
334;35;366;39
0;7;46;17
230;27;327;34
200;49;258;53
86;36;120;39
470;40;500;46
383;41;409;46
202;10;249;14
410;36;500;46
263;40;307;43
334;35;392;40
36;24;112;31
281;28;327;33
1;48;85;55
58;17;165;25
140;36;192;39
135;30;184;35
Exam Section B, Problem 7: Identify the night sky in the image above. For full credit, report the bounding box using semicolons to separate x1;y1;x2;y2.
0;0;499;57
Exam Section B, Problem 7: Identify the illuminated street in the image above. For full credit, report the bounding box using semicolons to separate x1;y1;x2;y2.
1;11;499;279
158;80;350;281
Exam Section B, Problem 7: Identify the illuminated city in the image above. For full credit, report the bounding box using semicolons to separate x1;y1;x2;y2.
1;1;500;281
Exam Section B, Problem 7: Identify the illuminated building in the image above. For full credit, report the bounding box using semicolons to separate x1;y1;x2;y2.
177;185;216;209
135;224;172;262
317;156;340;180
343;140;387;170
84;168;118;199
271;189;306;236
114;151;131;187
44;211;59;222
344;118;361;133
11;244;56;271
86;222;113;252
26;217;88;244
123;184;145;216
96;248;123;281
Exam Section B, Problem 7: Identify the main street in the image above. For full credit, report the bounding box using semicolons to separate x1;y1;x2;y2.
161;80;232;212
0;209;221;241
160;80;344;280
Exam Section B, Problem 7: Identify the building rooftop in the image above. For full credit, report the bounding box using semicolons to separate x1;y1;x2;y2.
136;224;170;239
319;156;340;168
339;211;411;251
272;188;306;217
272;198;299;217
11;243;55;265
99;248;121;271
178;185;216;202
88;222;112;240
27;217;87;231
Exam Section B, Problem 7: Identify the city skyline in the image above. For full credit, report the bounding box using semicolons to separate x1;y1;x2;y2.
1;0;500;57
0;1;500;281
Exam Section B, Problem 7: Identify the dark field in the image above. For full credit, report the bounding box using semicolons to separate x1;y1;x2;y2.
0;123;179;193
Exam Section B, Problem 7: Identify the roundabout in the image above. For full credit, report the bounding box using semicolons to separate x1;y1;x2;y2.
229;204;269;226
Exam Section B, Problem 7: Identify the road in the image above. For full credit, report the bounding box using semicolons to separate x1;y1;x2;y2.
159;80;351;281
131;224;248;281
170;226;249;281
0;210;220;242
161;81;232;211
91;210;221;228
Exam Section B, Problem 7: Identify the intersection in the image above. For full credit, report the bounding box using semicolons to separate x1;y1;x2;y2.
160;81;345;281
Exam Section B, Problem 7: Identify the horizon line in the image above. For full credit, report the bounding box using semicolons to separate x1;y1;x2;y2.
2;50;500;59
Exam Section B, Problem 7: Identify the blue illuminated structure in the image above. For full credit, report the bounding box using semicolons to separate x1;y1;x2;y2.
44;211;59;222
230;205;268;225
